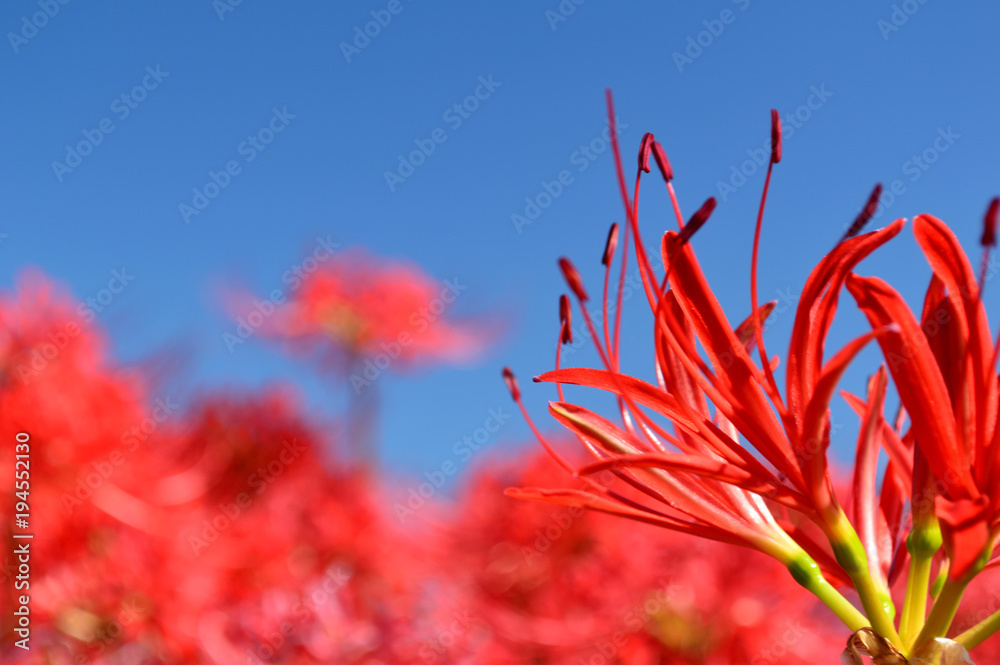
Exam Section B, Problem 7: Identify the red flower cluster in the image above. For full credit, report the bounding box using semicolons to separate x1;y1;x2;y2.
235;248;492;375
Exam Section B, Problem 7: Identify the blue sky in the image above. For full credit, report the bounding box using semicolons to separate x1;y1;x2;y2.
3;1;999;483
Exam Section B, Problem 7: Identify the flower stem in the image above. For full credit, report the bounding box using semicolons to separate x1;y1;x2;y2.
910;580;968;655
955;606;1000;650
826;510;903;649
899;552;934;648
849;566;903;648
784;554;870;632
899;521;941;648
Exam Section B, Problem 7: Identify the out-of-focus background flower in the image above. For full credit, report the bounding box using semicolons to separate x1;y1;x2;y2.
3;1;1000;663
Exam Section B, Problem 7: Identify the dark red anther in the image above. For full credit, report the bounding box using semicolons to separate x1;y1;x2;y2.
652;141;674;182
678;197;717;246
842;184;882;242
558;257;589;302
981;197;999;247
502;367;520;401
638;133;655;173
559;294;572;344
770;109;782;164
601;223;619;266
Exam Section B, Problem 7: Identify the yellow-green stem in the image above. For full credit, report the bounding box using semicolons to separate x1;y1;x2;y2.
826;510;902;649
899;553;934;648
785;555;870;632
848;567;903;648
910;580;968;656
955;606;1000;650
899;522;941;649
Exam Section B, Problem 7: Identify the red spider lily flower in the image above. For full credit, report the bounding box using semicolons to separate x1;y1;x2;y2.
502;92;928;649
227;248;494;374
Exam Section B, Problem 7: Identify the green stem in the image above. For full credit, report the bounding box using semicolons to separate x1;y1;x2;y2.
955;606;1000;650
848;567;903;647
899;520;941;650
825;511;902;649
899;553;934;648
785;554;870;632
910;580;968;656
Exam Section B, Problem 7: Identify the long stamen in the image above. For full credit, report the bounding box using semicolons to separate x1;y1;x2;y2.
607;90;658;310
652;139;685;231
503;367;574;475
601;223;618;362
749;109;788;419
614;219;631;360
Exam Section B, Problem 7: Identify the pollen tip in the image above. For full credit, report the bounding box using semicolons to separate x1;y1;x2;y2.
652;141;674;182
638;132;655;173
502;367;520;401
678;197;717;246
770;109;782;164
981;197;999;247
601;223;619;266
559;294;573;344
842;183;883;242
558;257;589;302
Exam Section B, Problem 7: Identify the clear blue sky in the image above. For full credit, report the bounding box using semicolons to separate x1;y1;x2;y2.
3;1;999;481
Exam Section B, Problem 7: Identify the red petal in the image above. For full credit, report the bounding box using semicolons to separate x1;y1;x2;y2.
937;495;992;581
798;329;885;512
787;220;904;425
504;486;748;547
577;453;809;511
850;368;889;582
660;232;799;483
914;214;997;486
845;274;978;500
